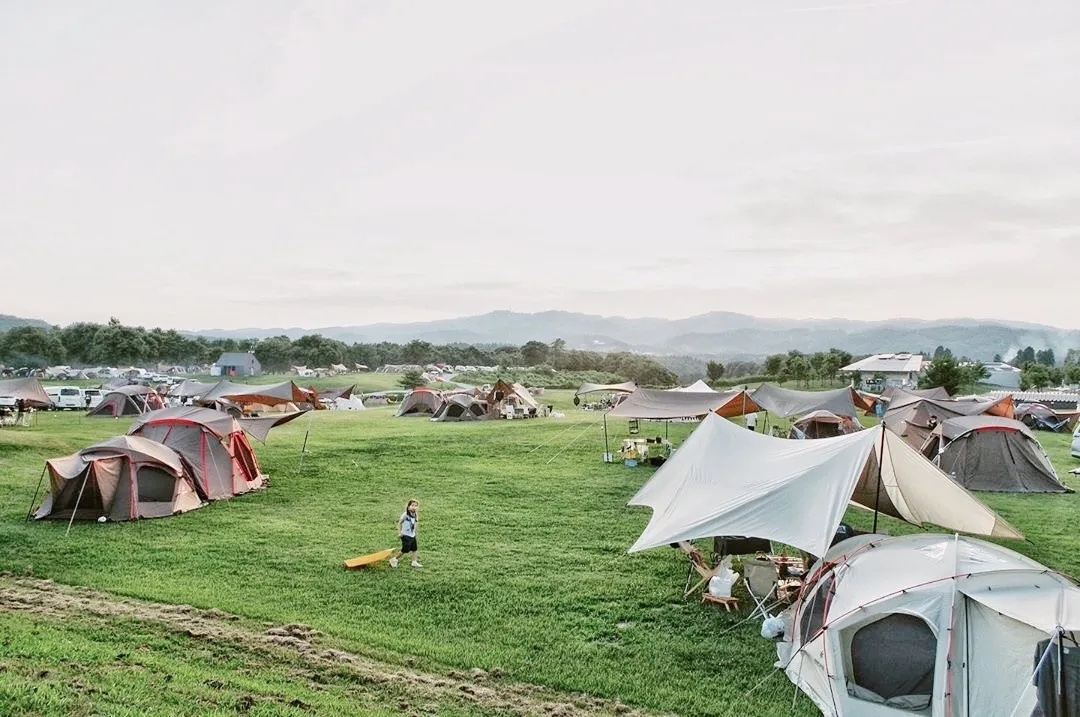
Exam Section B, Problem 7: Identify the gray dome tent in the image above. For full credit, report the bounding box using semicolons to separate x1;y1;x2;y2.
921;415;1071;493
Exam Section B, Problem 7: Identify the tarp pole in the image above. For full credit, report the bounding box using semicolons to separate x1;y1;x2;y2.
297;409;315;471
872;422;887;533
25;466;46;521
65;469;92;538
603;413;610;462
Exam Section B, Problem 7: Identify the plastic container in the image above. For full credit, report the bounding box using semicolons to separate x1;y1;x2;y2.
624;459;638;467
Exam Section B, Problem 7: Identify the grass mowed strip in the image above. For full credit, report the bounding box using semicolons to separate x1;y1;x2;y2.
0;574;648;717
0;392;1078;715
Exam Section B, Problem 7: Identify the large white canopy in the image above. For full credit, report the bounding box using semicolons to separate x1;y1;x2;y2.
628;413;1021;557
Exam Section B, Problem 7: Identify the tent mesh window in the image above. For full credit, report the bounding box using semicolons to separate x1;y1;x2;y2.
847;613;936;707
136;467;177;503
798;571;835;644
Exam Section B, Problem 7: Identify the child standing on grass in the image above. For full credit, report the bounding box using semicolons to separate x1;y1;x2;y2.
390;500;422;568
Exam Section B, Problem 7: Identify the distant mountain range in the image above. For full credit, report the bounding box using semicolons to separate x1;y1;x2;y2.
5;310;1076;362
188;310;1080;362
0;314;51;332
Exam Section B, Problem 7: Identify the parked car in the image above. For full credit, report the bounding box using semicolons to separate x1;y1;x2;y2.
44;386;84;410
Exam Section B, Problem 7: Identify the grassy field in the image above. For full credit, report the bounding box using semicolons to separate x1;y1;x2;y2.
0;387;1078;716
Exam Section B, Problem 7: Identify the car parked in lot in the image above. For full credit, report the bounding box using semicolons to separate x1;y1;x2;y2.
44;386;84;410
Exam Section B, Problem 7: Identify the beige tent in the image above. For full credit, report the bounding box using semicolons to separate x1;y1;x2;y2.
0;377;52;407
35;435;202;522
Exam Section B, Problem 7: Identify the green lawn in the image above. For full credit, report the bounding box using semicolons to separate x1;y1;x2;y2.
0;391;1078;716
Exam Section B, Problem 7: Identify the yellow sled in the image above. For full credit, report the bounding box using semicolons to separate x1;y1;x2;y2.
343;548;395;570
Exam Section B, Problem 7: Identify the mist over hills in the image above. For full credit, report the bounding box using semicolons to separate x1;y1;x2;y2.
188;310;1080;362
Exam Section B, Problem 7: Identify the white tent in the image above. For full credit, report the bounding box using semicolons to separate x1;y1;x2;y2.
627;413;1021;558
779;533;1080;716
670;379;717;393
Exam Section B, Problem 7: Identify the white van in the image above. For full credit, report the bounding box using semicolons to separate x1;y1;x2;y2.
45;386;84;410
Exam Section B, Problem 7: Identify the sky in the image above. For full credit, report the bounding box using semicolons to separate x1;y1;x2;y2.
3;0;1079;331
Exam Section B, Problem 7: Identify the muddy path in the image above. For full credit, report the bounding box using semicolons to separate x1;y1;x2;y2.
0;574;659;717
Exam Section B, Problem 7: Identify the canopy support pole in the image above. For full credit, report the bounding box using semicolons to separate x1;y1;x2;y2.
298;409;315;471
25;466;46;521
65;468;92;537
603;413;610;462
872;422;887;533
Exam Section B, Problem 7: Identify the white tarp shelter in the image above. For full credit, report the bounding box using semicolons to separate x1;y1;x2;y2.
779;533;1080;716
575;381;637;396
670;379;717;393
627;413;1021;558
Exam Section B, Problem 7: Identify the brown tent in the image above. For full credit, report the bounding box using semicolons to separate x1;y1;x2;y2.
127;407;277;501
395;388;443;417
35;435;202;522
920;415;1071;493
487;380;540;417
884;392;1015;448
789;410;863;439
0;377;52;407
88;385;165;417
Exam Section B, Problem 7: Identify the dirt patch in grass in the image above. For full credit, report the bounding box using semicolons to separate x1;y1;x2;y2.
0;574;657;716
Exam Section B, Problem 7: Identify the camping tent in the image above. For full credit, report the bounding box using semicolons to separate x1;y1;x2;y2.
431;394;488;422
778;533;1080;716
884;392;1015;448
0;377;52;407
670;379;717;393
750;384;867;420
487;380;540;416
920;415;1070;493
395;388;443;417
34;435;202;522
88;385;165;417
1014;402;1080;432
627;412;1021;558
127;407;275;500
789;410;862;439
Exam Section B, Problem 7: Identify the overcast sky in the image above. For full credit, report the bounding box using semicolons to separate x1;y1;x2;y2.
3;1;1079;331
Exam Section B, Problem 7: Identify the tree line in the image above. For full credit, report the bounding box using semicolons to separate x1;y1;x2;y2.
0;320;678;387
4;318;1078;391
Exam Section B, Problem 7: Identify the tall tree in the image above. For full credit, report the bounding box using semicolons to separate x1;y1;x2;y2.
918;355;966;395
520;340;550;366
705;361;725;382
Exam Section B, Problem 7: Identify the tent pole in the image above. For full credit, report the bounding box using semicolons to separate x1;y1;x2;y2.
65;469;92;538
603;413;610;462
25;466;46;521
872;422;887;533
1057;628;1066;717
297;410;315;471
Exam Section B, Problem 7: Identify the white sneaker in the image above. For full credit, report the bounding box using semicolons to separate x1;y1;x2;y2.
389;557;398;568
411;560;422;568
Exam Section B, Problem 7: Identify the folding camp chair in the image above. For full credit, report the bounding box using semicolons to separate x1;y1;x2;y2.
677;541;724;598
742;557;783;620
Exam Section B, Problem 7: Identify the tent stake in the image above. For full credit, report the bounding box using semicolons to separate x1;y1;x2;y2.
872;422;887;533
25;466;46;522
